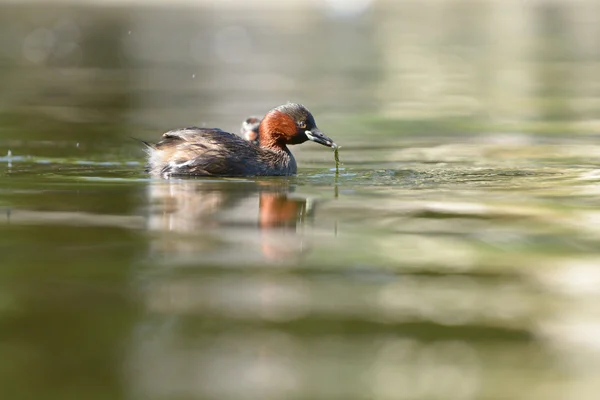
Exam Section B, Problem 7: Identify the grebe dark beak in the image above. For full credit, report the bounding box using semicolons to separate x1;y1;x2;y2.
305;128;337;148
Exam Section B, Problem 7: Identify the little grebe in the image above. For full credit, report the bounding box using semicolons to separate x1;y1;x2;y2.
145;103;337;178
240;116;261;145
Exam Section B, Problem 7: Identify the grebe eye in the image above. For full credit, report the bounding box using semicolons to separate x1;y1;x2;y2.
298;121;306;129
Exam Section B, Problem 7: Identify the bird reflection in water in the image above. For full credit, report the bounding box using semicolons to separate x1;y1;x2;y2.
135;179;318;399
145;178;315;264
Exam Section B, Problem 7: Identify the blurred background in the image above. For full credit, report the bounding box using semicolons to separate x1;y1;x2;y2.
1;0;600;399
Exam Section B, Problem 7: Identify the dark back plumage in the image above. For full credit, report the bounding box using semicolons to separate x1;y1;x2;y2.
147;127;296;178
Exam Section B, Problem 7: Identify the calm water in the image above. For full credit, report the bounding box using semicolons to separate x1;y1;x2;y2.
2;1;600;399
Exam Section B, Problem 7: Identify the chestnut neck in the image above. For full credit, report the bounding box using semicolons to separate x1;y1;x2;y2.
258;110;296;151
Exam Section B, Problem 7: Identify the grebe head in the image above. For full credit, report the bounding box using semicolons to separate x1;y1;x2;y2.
258;103;337;149
241;116;261;144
